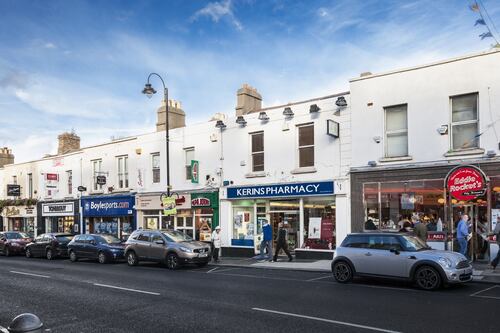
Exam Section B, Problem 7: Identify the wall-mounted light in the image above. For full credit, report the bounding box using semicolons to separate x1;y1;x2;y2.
335;96;347;107
283;107;294;117
437;125;448;135
368;160;377;167
236;116;247;126
309;104;320;113
215;120;226;129
373;136;381;143
486;150;497;158
258;111;269;121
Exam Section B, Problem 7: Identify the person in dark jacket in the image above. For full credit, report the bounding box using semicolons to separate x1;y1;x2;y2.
364;219;377;230
259;220;273;259
273;222;292;262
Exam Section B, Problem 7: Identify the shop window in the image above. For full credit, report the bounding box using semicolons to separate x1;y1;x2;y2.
384;104;408;157
66;170;72;195
491;177;500;231
250;132;264;172
363;183;380;230
451;93;479;150
232;204;254;246
303;198;336;250
117;155;129;189
297;123;314;167
92;159;103;191
185;148;194;181
152;153;160;183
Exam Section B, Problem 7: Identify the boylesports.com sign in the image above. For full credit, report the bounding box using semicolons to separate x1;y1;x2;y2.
82;196;134;216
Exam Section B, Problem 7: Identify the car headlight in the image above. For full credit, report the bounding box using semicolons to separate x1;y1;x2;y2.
438;257;453;269
179;246;193;253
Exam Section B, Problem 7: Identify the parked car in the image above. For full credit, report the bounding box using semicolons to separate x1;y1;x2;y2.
0;232;32;256
332;232;473;290
124;229;211;269
68;234;125;264
25;233;75;260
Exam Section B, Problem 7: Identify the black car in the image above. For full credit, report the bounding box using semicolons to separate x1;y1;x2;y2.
68;234;125;264
0;232;32;256
25;233;75;260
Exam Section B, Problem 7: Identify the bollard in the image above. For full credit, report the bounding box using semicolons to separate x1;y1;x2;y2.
7;314;43;333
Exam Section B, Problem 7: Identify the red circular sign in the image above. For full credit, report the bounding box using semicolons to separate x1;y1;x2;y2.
446;166;486;201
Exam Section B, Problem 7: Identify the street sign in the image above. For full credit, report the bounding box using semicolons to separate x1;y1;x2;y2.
7;184;20;196
77;186;87;192
96;176;107;185
161;195;177;216
191;160;199;183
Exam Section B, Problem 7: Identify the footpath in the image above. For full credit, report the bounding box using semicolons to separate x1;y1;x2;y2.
209;256;500;285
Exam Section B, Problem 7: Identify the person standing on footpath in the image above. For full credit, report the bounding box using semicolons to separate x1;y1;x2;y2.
490;217;500;270
457;214;470;257
211;226;222;263
260;220;273;260
413;217;428;243
272;222;292;262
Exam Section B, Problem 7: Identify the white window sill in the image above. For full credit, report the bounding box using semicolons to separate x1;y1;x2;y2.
379;156;413;163
290;166;317;174
245;172;266;178
90;191;104;195
444;148;485;157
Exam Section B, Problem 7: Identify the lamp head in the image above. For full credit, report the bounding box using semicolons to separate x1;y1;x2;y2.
142;83;157;98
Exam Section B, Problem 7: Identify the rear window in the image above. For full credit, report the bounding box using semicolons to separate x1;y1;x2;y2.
5;232;30;239
56;235;74;243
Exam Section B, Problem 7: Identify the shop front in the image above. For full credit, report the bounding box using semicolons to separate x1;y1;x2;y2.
351;160;500;262
81;195;135;241
37;200;80;235
223;181;335;259
135;190;219;242
1;205;37;237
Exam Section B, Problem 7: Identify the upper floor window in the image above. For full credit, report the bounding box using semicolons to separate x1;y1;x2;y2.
12;175;17;185
117;156;129;189
66;170;72;195
384;104;408;157
92;159;103;191
250;132;264;172
451;93;479;150
152;153;160;184
298;123;314;167
27;173;33;198
185;148;194;180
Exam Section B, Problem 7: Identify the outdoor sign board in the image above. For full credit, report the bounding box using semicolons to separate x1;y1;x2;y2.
96;176;107;185
446;165;487;201
191;160;199;184
161;195;177;216
82;196;134;216
191;197;210;207
7;184;21;196
42;202;74;216
227;181;334;199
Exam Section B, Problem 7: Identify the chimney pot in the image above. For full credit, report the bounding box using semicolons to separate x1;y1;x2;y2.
236;84;262;116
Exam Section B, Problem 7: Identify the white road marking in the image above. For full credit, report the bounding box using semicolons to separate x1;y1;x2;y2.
207;267;218;273
10;271;50;279
252;308;402;333
212;268;239;273
470;285;500;297
93;283;160;296
307;275;332;282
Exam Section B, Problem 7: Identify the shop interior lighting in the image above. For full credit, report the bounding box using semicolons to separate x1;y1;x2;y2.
258;111;269;121
437;125;449;135
215;120;227;129
235;116;247;126
309;104;320;113
283;107;294;117
335;96;347;107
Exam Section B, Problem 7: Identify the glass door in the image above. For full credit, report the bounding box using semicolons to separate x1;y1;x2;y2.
451;204;488;261
176;215;194;238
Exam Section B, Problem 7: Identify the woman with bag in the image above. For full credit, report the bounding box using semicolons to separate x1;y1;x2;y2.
211;226;222;262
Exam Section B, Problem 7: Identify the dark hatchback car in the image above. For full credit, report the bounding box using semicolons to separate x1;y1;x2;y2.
68;234;125;264
25;233;75;260
0;232;32;256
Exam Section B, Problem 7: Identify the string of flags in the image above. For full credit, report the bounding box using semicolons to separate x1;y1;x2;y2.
469;0;500;47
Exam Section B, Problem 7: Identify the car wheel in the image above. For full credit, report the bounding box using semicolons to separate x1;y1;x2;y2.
46;249;54;260
196;262;208;268
69;251;78;262
4;247;10;257
98;252;108;264
332;261;353;283
126;251;138;266
25;248;32;258
166;253;179;270
415;265;442;291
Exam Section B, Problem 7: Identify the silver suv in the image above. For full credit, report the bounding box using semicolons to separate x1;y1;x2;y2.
332;233;472;290
125;229;211;269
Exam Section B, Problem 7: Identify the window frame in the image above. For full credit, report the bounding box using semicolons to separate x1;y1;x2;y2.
91;159;103;191
116;155;129;189
297;123;315;168
250;131;264;172
66;170;72;195
184;147;195;181
450;92;479;151
151;153;160;184
27;173;33;199
384;104;408;158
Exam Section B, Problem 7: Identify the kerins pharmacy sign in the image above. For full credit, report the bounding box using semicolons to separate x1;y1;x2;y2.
227;181;334;199
446;165;487;201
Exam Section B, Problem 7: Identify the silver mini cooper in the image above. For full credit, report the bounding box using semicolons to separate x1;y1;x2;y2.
332;233;472;290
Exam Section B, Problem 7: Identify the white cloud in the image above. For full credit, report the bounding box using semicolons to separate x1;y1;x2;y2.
191;0;243;31
44;42;56;49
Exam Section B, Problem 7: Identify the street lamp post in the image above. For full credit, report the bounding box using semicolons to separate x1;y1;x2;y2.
142;73;170;197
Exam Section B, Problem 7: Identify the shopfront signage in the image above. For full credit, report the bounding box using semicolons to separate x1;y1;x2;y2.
4;206;20;217
82;196;134;217
96;176;107;185
191;160;199;184
446;166;487;201
136;194;191;210
227;181;334;199
191;197;210;207
427;232;446;242
46;173;59;181
42;202;74;216
7;184;21;196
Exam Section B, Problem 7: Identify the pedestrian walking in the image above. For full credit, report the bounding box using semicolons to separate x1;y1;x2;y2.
260;220;273;259
490;218;500;270
211;226;222;262
457;214;470;257
272;222;292;262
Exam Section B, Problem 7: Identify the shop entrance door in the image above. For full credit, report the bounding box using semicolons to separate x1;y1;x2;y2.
451;204;489;261
176;216;194;238
269;211;299;251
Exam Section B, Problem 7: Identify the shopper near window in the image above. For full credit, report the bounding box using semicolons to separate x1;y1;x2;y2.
260;220;273;260
457;214;470;257
413;218;428;243
273;222;293;262
211;226;222;263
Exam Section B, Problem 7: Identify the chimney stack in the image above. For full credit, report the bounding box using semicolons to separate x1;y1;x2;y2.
0;147;14;167
236;84;262;116
58;131;80;155
156;99;186;131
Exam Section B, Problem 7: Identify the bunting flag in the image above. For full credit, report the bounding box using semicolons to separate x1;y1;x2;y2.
474;18;486;26
469;3;480;12
479;32;493;40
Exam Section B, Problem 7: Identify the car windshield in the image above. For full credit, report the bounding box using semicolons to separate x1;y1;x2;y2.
162;230;193;243
400;235;431;252
55;235;74;243
97;235;122;244
5;232;30;239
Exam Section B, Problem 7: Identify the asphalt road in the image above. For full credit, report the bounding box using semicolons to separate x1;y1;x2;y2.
0;256;499;333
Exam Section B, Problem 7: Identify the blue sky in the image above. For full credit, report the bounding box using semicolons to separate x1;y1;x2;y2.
1;0;499;162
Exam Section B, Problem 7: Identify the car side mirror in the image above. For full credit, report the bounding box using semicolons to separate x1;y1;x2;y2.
154;239;165;245
389;248;400;255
